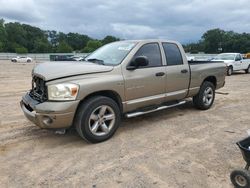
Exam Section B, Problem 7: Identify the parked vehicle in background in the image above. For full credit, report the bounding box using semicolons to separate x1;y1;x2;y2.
11;56;32;63
20;39;226;143
73;56;85;61
186;56;195;61
69;56;86;61
53;55;86;61
54;55;74;61
212;53;250;76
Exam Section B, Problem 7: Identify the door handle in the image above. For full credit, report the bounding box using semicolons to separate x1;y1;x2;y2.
181;69;188;73
155;72;165;77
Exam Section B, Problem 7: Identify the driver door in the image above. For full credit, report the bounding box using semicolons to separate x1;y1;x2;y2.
123;43;166;112
234;54;243;70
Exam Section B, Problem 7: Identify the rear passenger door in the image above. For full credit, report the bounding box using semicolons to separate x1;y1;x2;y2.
162;43;190;101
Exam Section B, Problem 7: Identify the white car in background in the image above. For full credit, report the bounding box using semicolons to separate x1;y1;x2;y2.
212;53;250;76
11;56;32;63
72;56;85;61
186;55;195;61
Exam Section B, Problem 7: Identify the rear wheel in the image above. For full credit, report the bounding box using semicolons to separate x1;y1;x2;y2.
245;66;250;74
193;81;215;110
74;96;121;143
230;169;250;188
227;66;233;76
27;59;31;63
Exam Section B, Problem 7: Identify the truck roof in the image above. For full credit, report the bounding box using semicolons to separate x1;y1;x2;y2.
118;39;179;44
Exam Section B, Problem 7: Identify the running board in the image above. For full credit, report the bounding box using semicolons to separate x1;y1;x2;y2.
126;101;186;118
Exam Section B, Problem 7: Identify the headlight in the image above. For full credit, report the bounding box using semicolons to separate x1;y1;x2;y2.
48;83;79;101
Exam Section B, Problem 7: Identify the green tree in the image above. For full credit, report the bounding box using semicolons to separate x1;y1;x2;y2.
34;39;52;53
183;40;205;53
47;30;59;47
5;22;27;52
0;19;120;53
56;41;73;53
0;41;4;51
66;32;90;51
82;40;102;52
102;35;119;45
202;28;226;53
0;19;7;52
22;24;48;52
15;46;28;54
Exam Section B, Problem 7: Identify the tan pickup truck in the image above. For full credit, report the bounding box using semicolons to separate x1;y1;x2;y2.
21;40;226;143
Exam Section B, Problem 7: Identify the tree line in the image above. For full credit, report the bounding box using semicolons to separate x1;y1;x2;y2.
183;28;250;54
0;19;119;53
1;19;250;54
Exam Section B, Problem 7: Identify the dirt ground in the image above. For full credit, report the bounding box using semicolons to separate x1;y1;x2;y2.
0;60;250;188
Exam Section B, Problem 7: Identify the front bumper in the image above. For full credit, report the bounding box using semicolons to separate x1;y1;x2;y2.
20;93;80;129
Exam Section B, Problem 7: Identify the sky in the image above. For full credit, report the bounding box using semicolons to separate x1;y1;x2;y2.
0;0;250;43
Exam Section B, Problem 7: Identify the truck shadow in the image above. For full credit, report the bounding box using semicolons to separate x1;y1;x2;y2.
17;100;196;147
231;71;248;75
120;100;195;129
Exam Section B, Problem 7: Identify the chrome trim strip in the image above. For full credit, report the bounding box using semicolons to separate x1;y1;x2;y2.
124;93;165;105
189;87;200;91
124;89;189;105
166;89;188;97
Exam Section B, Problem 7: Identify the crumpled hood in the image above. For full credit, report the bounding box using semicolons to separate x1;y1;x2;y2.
33;61;114;81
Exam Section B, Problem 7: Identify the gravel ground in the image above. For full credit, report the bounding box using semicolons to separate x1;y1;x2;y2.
0;60;250;188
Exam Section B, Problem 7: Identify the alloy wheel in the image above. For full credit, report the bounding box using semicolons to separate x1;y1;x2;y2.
88;105;116;136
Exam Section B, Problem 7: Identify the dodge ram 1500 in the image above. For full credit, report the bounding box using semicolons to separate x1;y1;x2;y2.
21;40;226;143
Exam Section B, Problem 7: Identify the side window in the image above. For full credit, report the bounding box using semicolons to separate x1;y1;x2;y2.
134;43;162;67
235;54;241;61
162;43;183;66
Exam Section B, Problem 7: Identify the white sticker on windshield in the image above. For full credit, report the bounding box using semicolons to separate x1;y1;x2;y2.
118;44;135;51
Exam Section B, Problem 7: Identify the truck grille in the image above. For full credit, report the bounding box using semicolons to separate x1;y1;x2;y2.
29;76;47;102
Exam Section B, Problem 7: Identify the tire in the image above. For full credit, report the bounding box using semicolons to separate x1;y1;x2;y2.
74;96;121;143
27;59;31;63
245;66;250;74
193;81;215;110
230;169;250;188
227;66;233;76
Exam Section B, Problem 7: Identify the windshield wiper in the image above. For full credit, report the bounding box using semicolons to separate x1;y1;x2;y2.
86;58;105;65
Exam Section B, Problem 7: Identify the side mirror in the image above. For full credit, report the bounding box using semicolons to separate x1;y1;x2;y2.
127;56;149;70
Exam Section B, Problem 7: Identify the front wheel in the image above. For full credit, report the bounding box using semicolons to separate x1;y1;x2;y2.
245;66;250;74
227;66;233;76
193;81;215;110
74;96;121;143
230;169;250;188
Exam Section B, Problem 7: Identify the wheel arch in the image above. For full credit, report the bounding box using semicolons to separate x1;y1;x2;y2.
78;90;123;113
203;76;217;88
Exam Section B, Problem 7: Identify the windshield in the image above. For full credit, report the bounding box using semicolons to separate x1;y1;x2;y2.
214;54;235;60
85;41;137;65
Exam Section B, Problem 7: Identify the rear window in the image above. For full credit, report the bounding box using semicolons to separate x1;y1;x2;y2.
162;43;183;66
